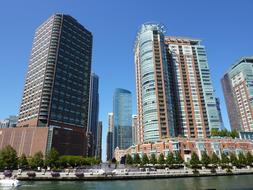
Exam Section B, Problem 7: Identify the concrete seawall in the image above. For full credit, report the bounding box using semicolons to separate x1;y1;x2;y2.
2;168;253;181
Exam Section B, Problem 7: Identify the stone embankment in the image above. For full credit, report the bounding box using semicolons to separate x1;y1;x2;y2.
1;167;253;181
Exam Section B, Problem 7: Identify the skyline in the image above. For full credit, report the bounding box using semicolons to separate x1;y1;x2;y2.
0;0;253;161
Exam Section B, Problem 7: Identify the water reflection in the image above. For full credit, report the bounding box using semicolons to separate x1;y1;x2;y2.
14;175;253;190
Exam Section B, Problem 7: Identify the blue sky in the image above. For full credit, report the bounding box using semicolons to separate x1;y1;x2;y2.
0;0;252;161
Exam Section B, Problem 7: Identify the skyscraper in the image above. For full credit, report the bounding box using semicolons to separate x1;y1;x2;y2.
135;23;221;142
113;88;132;149
165;36;221;138
132;115;138;145
135;23;175;143
87;73;99;157
222;57;253;132
95;121;102;158
106;112;114;160
12;14;92;155
215;98;225;130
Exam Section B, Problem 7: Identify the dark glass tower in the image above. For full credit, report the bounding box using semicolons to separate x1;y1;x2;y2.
16;14;92;155
87;73;99;156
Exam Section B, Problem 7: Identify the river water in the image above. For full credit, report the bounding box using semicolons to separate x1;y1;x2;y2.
2;175;253;190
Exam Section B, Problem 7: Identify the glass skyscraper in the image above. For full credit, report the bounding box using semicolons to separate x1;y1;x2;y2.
222;57;253;132
135;23;176;143
87;73;99;157
113;88;132;150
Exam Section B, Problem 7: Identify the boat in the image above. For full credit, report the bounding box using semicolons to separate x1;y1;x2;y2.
0;178;21;187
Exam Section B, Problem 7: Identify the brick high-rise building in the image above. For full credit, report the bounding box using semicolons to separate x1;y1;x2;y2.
4;14;93;156
165;36;221;138
222;57;253;132
134;23;221;142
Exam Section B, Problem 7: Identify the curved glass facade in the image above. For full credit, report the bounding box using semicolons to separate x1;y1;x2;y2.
113;88;132;149
135;24;175;142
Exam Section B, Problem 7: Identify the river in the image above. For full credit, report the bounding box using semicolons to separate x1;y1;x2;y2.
2;175;253;190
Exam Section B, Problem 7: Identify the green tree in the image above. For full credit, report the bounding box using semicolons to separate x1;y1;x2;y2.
238;152;246;166
230;129;239;139
211;128;219;137
220;153;229;166
211;152;220;167
220;129;229;137
229;153;239;167
29;151;44;169
246;152;253;166
190;152;200;169
133;153;141;165
175;151;184;164
150;153;157;165
45;148;59;168
141;153;149;165
0;145;18;169
125;154;133;165
201;152;211;168
158;153;165;165
166;152;174;166
18;153;28;169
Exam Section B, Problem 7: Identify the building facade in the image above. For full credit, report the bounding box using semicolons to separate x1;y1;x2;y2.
12;14;93;156
106;112;114;160
87;73;99;157
113;88;132;150
132;115;138;145
115;137;253;162
165;36;221;138
222;57;253;132
95;121;102;158
134;23;221;142
0;116;18;128
135;23;176;143
215;98;225;130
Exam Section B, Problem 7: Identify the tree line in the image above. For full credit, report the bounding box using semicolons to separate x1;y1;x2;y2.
125;151;253;170
0;145;101;170
211;128;239;139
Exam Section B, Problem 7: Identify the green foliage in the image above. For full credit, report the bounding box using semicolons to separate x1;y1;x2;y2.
0;145;18;169
133;153;141;165
141;153;149;165
150;153;157;165
190;152;200;169
238;152;247;166
175;151;184;164
230;129;239;138
58;155;100;168
29;151;44;169
201;152;211;167
158;153;165;165
221;153;229;165
246;152;253;166
18;153;28;169
45;148;59;168
211;128;239;139
229;153;239;167
125;154;133;165
166;152;174;166
211;152;220;166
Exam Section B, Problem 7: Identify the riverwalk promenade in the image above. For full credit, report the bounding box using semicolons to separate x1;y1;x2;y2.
2;167;253;181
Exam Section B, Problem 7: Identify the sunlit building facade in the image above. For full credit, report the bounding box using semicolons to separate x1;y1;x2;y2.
135;23;176;143
222;57;253;132
135;23;221;142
